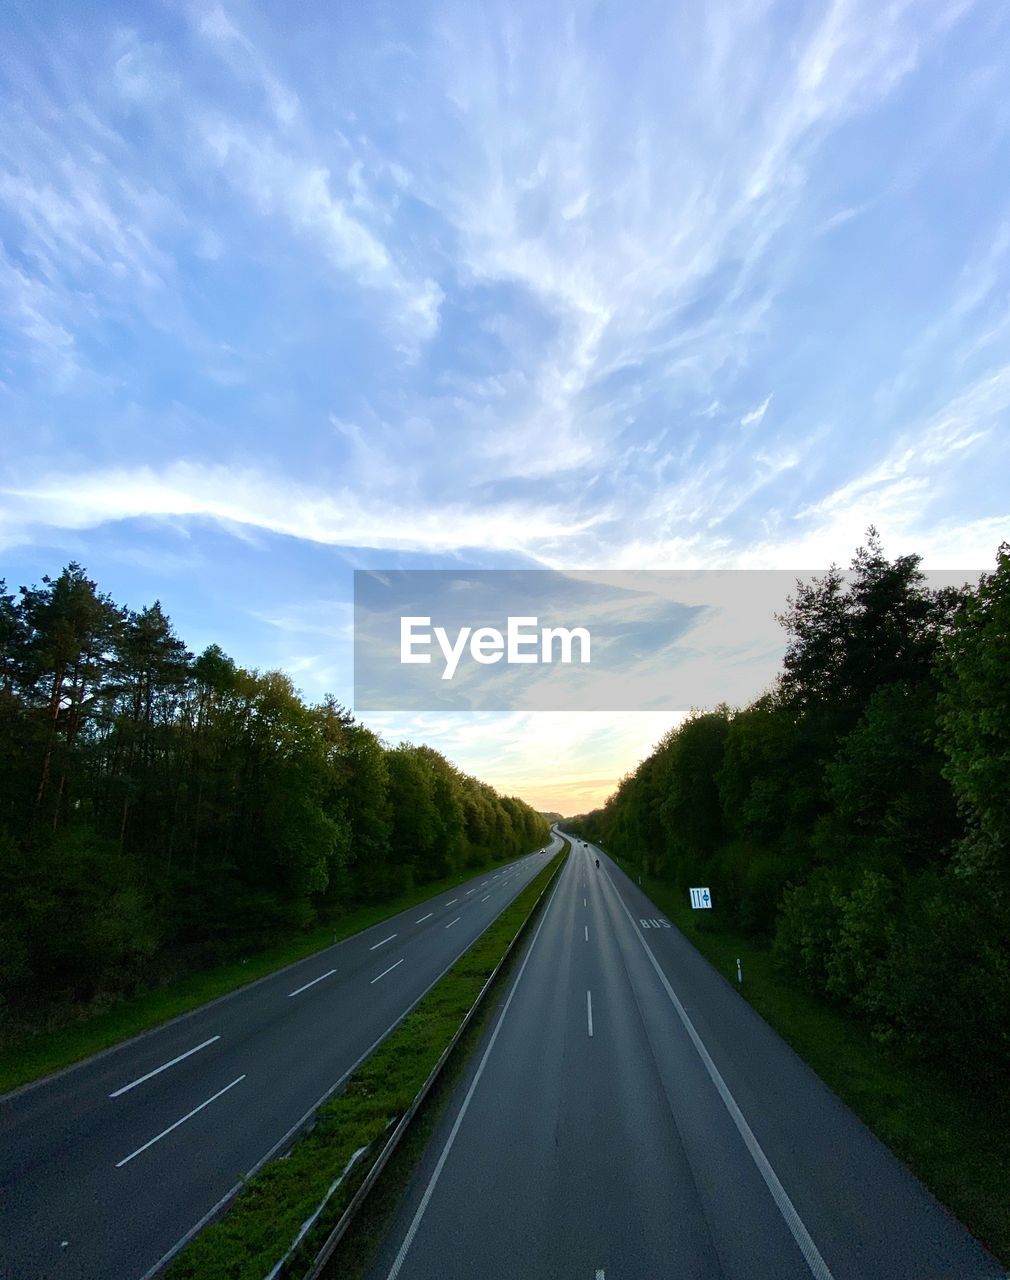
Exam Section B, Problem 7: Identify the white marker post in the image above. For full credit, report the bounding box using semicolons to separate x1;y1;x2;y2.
737;958;743;984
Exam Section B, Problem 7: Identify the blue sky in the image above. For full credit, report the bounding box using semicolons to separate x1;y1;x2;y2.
2;0;1009;811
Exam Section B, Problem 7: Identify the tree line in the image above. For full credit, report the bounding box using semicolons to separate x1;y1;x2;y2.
0;564;549;1029
568;533;1009;1087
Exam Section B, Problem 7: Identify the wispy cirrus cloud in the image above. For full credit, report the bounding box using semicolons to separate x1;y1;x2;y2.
2;0;1009;807
0;461;601;558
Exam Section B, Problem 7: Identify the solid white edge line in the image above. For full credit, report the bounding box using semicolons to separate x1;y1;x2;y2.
383;867;565;1280
371;958;405;984
115;1075;246;1168
287;968;338;998
370;934;397;951
445;917;461;929
587;989;593;1037
605;868;835;1280
415;913;434;923
109;1036;221;1098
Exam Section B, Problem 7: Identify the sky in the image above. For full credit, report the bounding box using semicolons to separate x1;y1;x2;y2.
2;0;1009;813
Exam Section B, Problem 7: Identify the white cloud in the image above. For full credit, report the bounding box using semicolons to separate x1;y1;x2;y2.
195;4;300;126
0;461;600;557
741;393;773;427
202;122;443;341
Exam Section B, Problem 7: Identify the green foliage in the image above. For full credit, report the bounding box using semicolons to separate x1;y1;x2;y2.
0;565;549;1032
569;533;1009;1090
937;545;1010;850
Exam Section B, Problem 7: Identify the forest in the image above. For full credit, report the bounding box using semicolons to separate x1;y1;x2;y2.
0;565;548;1031
569;533;1009;1088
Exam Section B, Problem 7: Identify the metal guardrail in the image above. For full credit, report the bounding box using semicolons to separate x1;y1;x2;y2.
298;836;568;1280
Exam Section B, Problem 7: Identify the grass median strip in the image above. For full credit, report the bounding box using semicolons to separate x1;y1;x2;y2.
610;853;1010;1265
0;852;543;1097
166;842;568;1280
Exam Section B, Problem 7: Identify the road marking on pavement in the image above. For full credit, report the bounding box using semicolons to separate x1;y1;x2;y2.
109;1036;221;1098
369;933;397;951
382;876;562;1280
288;969;337;998
415;913;433;923
607;872;835;1280
584;897;587;907
370;958;405;984
465;888;476;894
586;990;594;1037
596;1271;605;1279
115;1075;246;1167
137;919;511;1280
481;894;491;901
445;916;461;928
481;880;489;886
446;899;459;906
585;925;588;942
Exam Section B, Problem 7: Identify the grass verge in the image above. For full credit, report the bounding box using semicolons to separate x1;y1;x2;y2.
165;841;568;1280
610;853;1010;1265
0;850;545;1096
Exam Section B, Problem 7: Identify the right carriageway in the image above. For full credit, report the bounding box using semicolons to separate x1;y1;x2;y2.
364;837;1005;1280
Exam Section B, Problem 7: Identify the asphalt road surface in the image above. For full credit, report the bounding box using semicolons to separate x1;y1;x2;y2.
0;836;561;1280
365;836;1005;1280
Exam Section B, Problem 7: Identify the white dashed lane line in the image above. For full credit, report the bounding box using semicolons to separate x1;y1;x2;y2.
371;959;405;985
288;970;337;998
115;1076;246;1168
109;1037;221;1098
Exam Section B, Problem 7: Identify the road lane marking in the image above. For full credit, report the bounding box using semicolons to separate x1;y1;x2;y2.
584;897;587;907
446;899;459;906
371;958;405;984
481;880;489;886
481;895;490;901
383;876;561;1280
465;889;476;895
606;872;835;1280
585;926;588;942
369;934;397;951
445;916;461;928
136;904;517;1280
415;913;434;923
109;1036;221;1098
288;969;337;998
115;1075;246;1167
586;990;594;1037
107;1034;221;1095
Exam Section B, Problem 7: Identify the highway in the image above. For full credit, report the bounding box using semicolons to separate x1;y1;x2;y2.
365;836;1004;1280
0;836;561;1280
